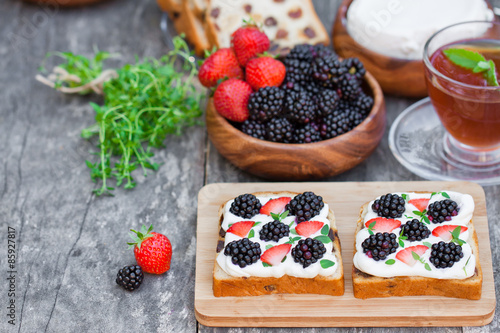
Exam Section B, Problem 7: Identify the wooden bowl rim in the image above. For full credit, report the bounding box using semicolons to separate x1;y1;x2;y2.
207;70;385;151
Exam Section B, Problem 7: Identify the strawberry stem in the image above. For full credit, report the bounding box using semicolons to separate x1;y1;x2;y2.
128;224;154;250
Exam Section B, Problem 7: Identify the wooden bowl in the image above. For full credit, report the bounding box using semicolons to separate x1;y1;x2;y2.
206;72;386;181
332;0;427;98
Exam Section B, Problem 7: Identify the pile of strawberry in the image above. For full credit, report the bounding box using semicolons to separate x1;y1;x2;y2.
199;23;285;122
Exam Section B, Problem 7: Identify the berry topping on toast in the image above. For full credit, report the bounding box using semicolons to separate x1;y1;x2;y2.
261;243;292;266
227;221;255;237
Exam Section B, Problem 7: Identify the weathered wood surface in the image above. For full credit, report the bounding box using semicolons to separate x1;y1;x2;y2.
0;0;497;333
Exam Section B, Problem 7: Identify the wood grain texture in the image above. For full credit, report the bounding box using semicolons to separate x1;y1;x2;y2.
195;181;495;327
206;72;386;181
332;0;427;98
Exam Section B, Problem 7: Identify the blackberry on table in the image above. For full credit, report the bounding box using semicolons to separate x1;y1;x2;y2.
372;193;406;218
224;238;262;268
248;86;285;122
259;220;290;242
341;58;366;79
315;89;339;117
286;191;324;223
361;232;398;261
241;119;266;140
116;265;144;291
430;241;464;268
428;199;459;223
284;89;317;124
266;117;294;143
292;237;326;268
311;53;345;88
230;194;262;218
292;123;321;143
319;109;352;139
400;219;431;242
338;74;362;101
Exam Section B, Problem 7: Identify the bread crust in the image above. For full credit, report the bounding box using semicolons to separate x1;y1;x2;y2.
352;197;483;300
213;191;344;297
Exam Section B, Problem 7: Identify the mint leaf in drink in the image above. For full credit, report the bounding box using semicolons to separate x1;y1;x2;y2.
473;61;491;73
487;60;500;87
443;48;499;87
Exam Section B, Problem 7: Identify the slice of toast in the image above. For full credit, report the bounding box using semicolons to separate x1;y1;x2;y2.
213;191;344;297
352;193;482;300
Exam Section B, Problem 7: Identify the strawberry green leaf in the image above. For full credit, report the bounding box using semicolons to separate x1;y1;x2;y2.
320;259;335;269
385;259;396;265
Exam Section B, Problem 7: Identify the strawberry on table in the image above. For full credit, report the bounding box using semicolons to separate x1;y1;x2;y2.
395;245;429;266
260;197;291;216
245;56;286;90
227;221;255;237
261;243;292;266
198;48;243;88
213;78;253;122
408;198;430;212
365;217;401;232
295;221;324;237
432;225;468;241
231;24;270;66
128;225;172;274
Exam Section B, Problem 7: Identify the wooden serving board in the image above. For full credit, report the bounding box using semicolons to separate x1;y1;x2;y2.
194;181;496;327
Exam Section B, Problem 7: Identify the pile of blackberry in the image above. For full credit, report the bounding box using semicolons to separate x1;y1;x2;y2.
286;191;324;223
260;220;290;242
224;238;262;268
371;193;406;218
292;238;327;268
239;44;373;143
429;241;464;268
229;194;262;218
428;199;459;223
361;232;398;261
400;219;431;242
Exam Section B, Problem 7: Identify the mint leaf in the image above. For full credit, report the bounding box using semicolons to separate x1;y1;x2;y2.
424;263;432;271
262;262;271;267
411;251;420;261
398;239;405;248
423;242;432;248
248;229;255;238
291;229;298;235
321;224;329;236
385;259;396;265
473;61;491;73
487;60;499;86
443;48;485;70
314;235;331;244
441;192;450;199
402;194;408;201
320;259;335;269
265;244;273;250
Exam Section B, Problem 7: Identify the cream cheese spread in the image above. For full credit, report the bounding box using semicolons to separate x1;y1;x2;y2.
353;191;476;279
216;195;339;278
346;0;494;59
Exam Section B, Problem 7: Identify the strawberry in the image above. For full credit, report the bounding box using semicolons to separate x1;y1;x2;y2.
260;197;291;216
227;221;254;237
245;56;286;90
213;78;253;122
198;48;243;88
395;245;429;266
365;217;401;232
231;25;270;66
432;225;468;241
128;225;172;274
408;198;430;212
260;243;292;266
295;221;324;237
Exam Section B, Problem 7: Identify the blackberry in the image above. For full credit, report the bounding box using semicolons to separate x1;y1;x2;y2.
266;117;294;143
354;93;374;115
116;265;144;291
320;109;352;139
248;86;285;122
224;238;262;268
286;191;324;223
430;241;464;268
428;199;459;223
241;119;266;140
372;193;406;218
292;123;321;143
361;232;398;261
312;44;336;58
311;53;345;88
259;220;290;242
286;44;315;62
229;194;262;218
283;58;312;84
400;219;431;242
292;237;326;268
341;58;366;79
284;89;317;124
338;74;362;101
315;89;339;117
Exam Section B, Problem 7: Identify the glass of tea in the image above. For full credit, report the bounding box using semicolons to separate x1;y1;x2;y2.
424;21;500;166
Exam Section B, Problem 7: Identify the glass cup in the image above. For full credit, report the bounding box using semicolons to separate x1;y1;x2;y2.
423;21;500;166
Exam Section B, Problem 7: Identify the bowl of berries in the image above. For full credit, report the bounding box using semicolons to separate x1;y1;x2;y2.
200;24;385;180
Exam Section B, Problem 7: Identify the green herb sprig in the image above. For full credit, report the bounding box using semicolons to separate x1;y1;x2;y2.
443;48;499;86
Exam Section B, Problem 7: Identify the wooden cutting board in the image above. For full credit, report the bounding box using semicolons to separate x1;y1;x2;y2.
194;181;496;327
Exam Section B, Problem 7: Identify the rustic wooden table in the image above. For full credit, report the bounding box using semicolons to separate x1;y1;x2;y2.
0;0;498;332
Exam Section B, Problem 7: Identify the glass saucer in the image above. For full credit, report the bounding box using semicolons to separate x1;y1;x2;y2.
388;98;500;186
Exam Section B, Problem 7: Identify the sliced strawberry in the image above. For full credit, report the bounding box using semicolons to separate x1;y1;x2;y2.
261;243;292;266
432;225;468;241
295;221;324;237
365;217;401;232
408;198;430;212
395;245;429;266
260;197;291;216
227;221;254;237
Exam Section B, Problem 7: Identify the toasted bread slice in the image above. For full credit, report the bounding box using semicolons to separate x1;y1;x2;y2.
352;197;482;300
213;191;344;297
